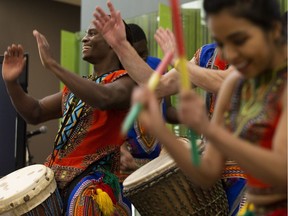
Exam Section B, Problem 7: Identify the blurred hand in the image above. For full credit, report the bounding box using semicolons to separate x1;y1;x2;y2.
155;28;178;66
120;143;137;172
93;1;126;48
178;90;210;135
2;44;26;83
33;30;55;69
132;87;167;137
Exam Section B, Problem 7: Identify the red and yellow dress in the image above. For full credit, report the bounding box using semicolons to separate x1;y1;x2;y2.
224;65;287;216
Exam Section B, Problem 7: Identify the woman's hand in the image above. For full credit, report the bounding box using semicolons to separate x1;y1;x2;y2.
178;90;210;135
132;86;167;137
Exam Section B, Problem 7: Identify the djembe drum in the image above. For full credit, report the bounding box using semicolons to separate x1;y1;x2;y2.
0;164;63;215
123;153;229;216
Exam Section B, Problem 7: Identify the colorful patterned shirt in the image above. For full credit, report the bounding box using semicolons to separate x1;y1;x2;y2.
45;70;129;189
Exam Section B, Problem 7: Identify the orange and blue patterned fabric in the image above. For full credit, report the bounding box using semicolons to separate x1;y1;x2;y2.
45;70;131;215
126;56;162;162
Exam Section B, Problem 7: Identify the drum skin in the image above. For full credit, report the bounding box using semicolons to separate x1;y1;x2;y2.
123;153;229;216
0;164;62;216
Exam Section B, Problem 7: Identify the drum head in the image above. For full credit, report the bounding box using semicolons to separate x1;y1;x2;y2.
0;164;56;215
123;153;175;189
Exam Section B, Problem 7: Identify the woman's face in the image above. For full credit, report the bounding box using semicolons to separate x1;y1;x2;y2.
207;10;279;78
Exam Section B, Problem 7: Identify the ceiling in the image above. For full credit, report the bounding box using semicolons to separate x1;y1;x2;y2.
54;0;81;6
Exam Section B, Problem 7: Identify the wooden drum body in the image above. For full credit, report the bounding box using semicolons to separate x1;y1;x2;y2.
0;164;62;216
123;153;229;216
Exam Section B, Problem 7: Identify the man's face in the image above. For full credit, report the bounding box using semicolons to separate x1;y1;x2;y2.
81;24;110;63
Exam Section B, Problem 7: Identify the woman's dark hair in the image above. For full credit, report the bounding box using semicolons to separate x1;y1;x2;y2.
203;0;282;32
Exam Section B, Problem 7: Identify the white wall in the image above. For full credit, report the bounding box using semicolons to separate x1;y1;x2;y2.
81;0;192;30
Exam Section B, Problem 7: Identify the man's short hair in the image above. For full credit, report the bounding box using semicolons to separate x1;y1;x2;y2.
123;21;134;45
127;23;147;43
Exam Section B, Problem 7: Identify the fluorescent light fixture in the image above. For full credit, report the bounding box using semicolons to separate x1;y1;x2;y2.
181;0;206;25
181;0;203;9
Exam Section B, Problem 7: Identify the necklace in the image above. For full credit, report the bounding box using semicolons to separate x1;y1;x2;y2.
89;69;120;83
233;64;286;136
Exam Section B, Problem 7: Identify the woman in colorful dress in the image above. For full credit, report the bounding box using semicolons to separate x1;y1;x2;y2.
130;0;287;215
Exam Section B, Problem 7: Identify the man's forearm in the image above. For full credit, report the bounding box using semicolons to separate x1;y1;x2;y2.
112;40;154;86
110;40;231;97
187;63;232;94
5;81;42;124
